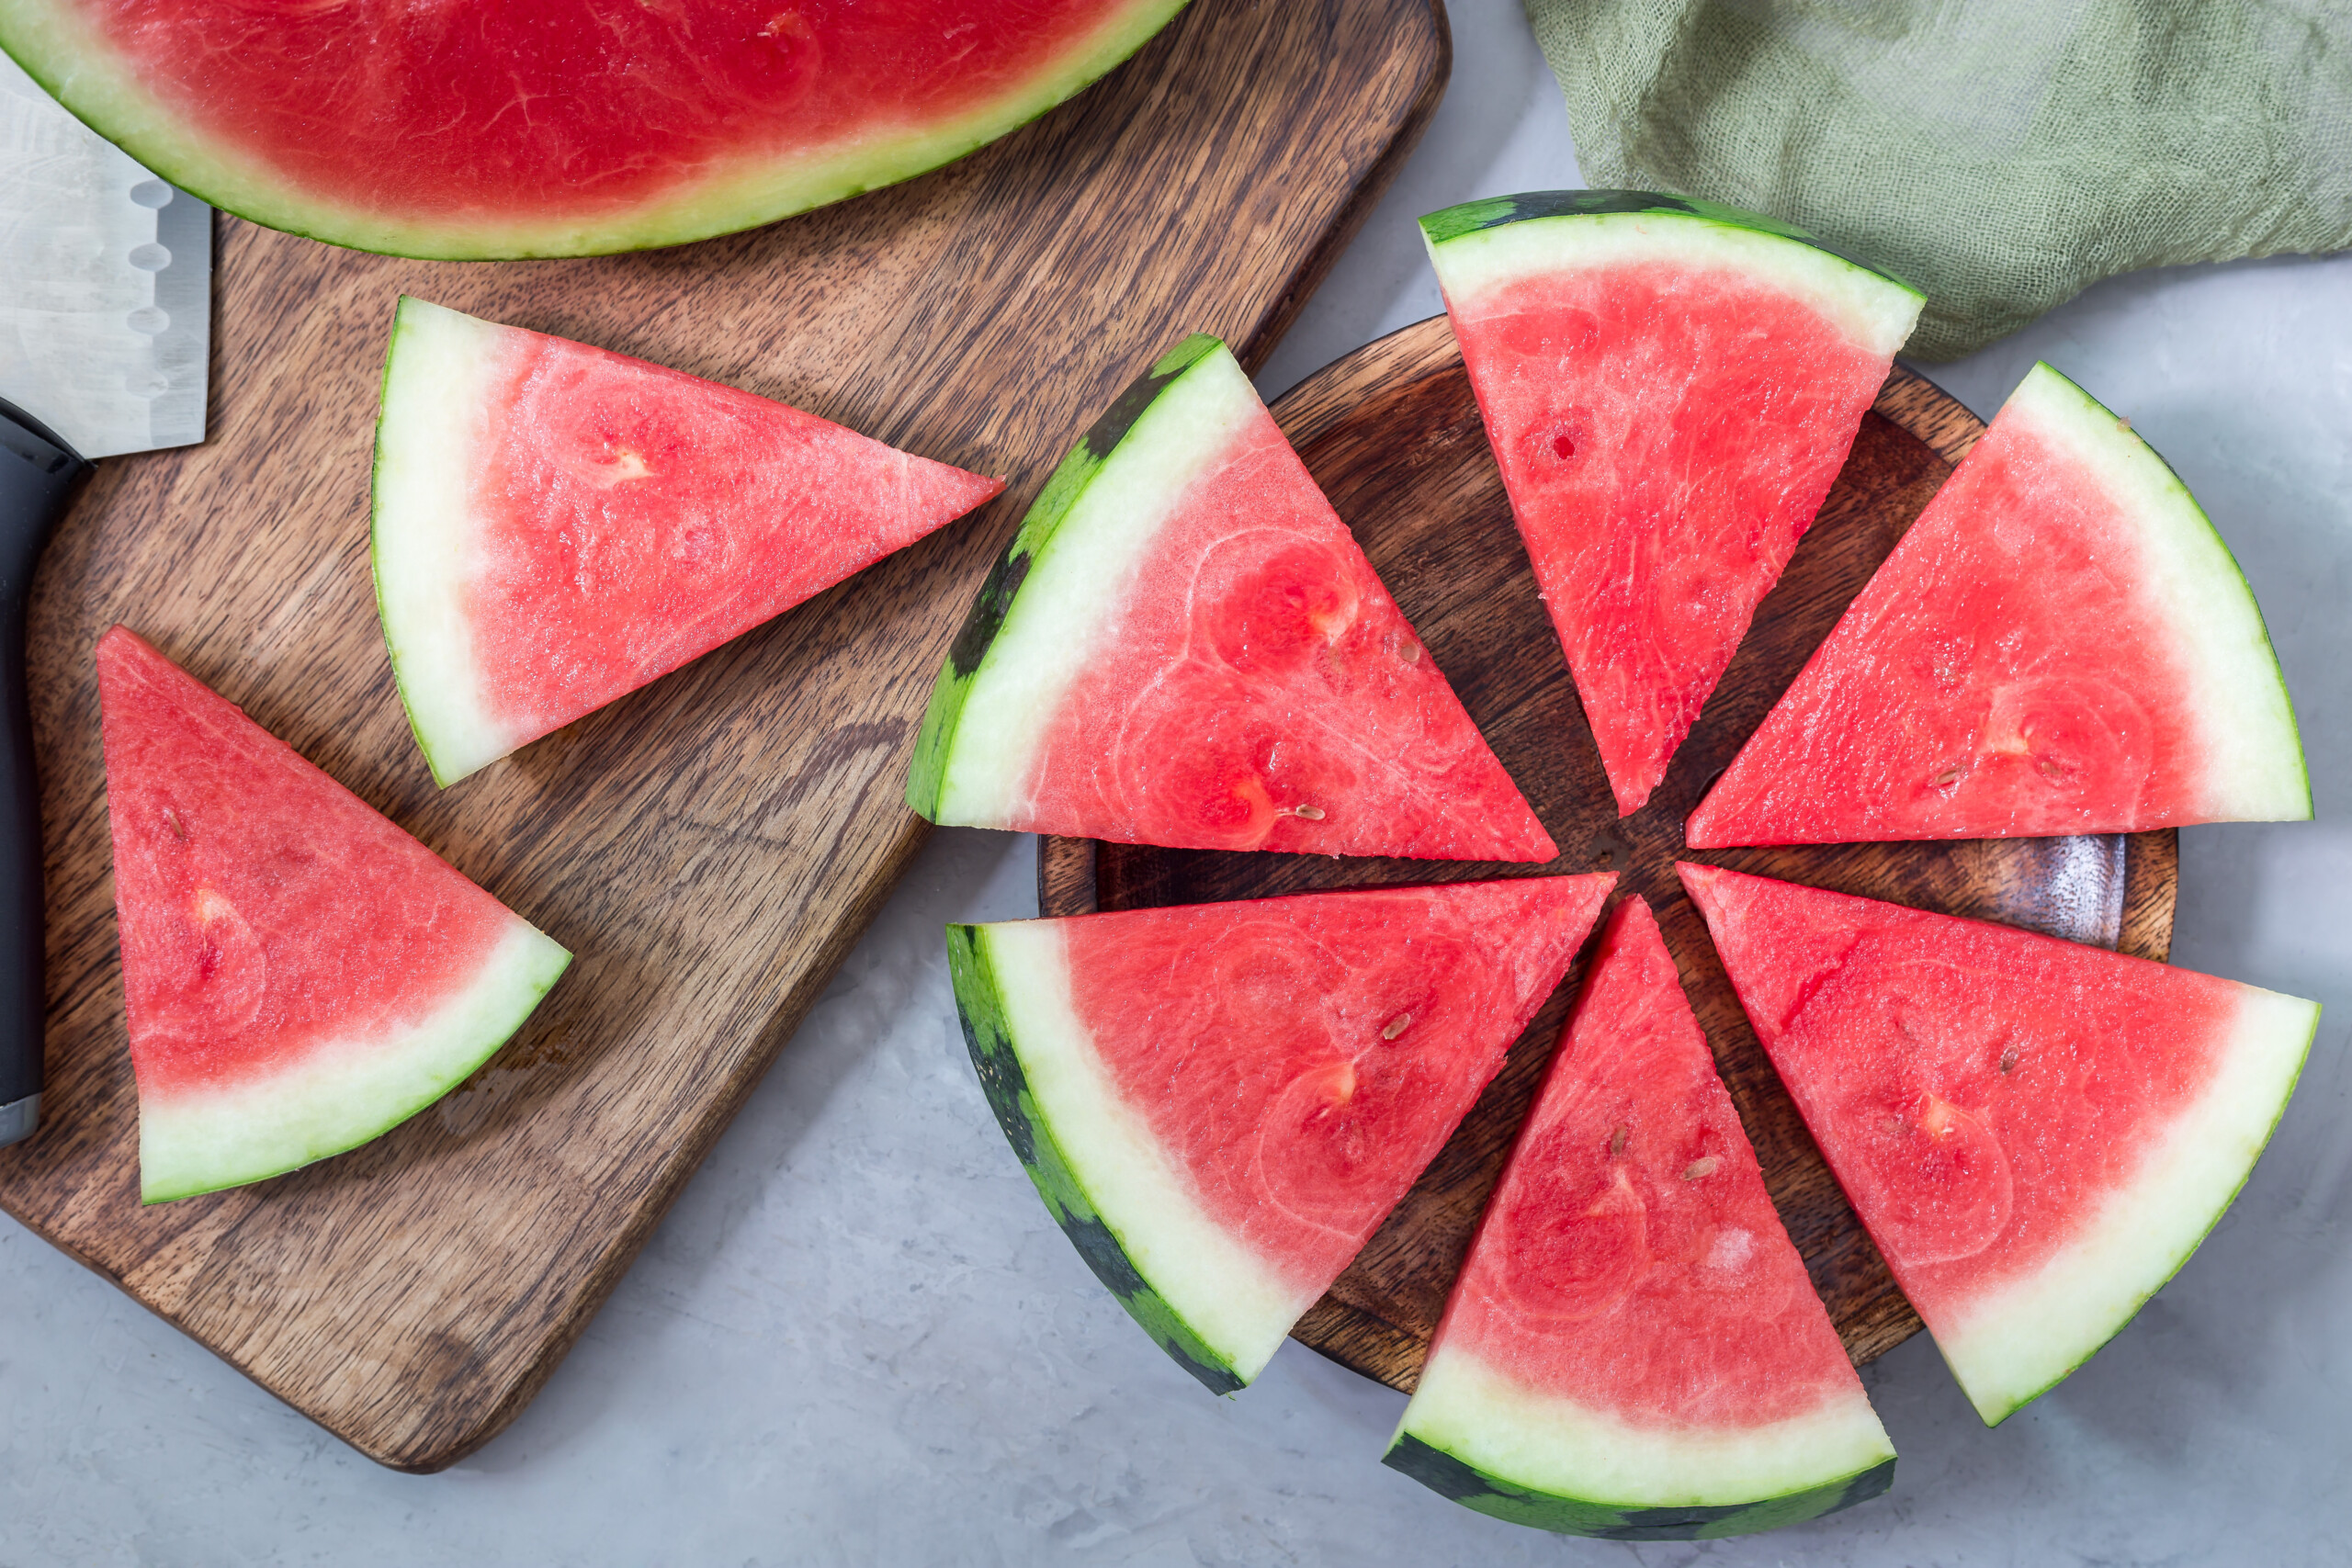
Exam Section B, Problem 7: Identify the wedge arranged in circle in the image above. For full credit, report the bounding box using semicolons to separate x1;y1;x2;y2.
1389;897;1894;1539
0;0;1190;256
96;626;571;1202
1680;863;2317;1424
1686;363;2309;846
910;333;1555;863
1422;191;1923;816
374;298;1003;786
948;874;1612;1391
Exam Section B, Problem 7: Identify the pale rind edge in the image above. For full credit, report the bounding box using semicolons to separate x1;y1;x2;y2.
370;297;514;788
1934;981;2320;1424
1423;209;1924;361
0;0;1192;257
929;345;1261;828
139;919;571;1203
2003;363;2312;822
1396;1341;1895;1515
976;919;1311;1384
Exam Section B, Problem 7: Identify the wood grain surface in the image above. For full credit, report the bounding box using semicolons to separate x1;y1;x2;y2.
0;0;1449;1472
1037;313;2179;1393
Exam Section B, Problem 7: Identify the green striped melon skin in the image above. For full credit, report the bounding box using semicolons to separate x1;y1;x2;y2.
1385;1432;1894;1540
948;921;1244;1393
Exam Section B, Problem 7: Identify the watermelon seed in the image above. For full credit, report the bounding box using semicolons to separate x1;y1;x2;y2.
1381;1012;1414;1040
1999;1047;2018;1074
1291;806;1326;820
1930;764;1965;788
1609;1124;1628;1156
1681;1156;1719;1181
162;807;186;840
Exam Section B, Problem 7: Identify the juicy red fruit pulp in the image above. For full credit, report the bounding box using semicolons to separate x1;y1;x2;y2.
1450;260;1893;815
92;0;1134;219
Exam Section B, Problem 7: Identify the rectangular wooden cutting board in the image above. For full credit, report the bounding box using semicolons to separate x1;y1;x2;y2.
0;0;1449;1472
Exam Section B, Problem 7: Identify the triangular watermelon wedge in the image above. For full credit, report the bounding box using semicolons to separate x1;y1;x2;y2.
909;333;1556;863
97;627;571;1202
1421;192;1924;817
1388;897;1894;1540
1680;863;2318;1425
1686;363;2310;846
948;874;1612;1392
372;298;1005;786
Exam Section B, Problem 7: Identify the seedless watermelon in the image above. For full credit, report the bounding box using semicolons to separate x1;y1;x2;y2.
96;627;570;1202
1421;191;1923;817
949;874;1611;1391
1687;363;2309;847
1389;897;1894;1540
374;298;1003;786
910;333;1555;863
0;0;1189;256
1680;863;2317;1424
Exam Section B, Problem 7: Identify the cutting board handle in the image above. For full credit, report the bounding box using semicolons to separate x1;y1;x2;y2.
0;397;91;1146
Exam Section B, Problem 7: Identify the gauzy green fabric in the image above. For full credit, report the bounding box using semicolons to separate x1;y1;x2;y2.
1521;0;2352;359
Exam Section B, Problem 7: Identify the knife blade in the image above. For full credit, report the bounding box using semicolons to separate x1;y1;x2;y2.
0;51;213;1146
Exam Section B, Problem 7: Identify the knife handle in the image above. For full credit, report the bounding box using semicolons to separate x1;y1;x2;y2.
0;399;90;1148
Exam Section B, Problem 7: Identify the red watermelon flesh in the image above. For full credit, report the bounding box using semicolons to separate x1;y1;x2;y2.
374;298;1003;786
949;873;1612;1389
97;627;570;1202
1421;195;1922;816
1679;863;2317;1424
915;335;1555;863
1386;897;1892;1535
1685;363;2308;847
0;0;1188;254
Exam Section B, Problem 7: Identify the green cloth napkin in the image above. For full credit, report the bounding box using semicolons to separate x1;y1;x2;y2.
1521;0;2352;359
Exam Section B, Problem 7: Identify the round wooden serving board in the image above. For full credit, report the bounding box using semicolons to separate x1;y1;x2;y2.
1036;314;2179;1393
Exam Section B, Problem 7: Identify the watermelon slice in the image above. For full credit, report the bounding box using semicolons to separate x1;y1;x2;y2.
1679;863;2318;1424
0;0;1188;256
1388;897;1894;1540
909;333;1555;863
96;627;571;1203
1686;363;2309;846
949;874;1612;1391
1420;191;1924;817
374;298;1004;787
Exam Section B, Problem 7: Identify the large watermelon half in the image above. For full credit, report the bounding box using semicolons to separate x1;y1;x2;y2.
374;298;1003;787
1388;897;1894;1540
948;874;1612;1392
0;0;1187;256
1686;363;2309;846
910;333;1556;863
1681;863;2318;1425
96;627;571;1202
1421;191;1923;818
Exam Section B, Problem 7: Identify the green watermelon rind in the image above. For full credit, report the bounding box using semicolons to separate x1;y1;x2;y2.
906;333;1227;823
0;0;1190;258
1418;189;1922;300
139;920;571;1203
945;919;1250;1394
1384;1431;1894;1541
371;297;515;789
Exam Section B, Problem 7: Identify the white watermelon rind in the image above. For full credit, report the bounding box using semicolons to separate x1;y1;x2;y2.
907;333;1248;827
1419;190;1926;361
1386;1344;1896;1540
1933;980;2319;1425
371;298;515;789
140;919;571;1203
2000;363;2312;826
0;0;1192;257
946;919;1310;1393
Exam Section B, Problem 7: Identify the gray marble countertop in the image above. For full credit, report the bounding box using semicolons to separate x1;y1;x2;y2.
6;5;2348;1563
